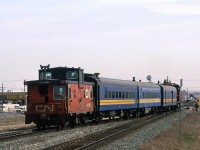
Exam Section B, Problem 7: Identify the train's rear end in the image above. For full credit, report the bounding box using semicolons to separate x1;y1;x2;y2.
24;65;94;129
25;80;68;129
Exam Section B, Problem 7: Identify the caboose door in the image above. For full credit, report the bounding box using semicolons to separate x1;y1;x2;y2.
67;84;80;113
67;84;72;113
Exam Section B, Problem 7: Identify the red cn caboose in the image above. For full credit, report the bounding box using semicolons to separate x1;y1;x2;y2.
25;65;94;129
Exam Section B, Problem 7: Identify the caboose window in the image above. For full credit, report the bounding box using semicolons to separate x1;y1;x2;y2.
68;86;71;99
53;86;66;100
66;71;78;79
74;90;76;98
40;72;44;80
40;72;52;80
84;90;86;98
90;87;93;98
46;72;52;79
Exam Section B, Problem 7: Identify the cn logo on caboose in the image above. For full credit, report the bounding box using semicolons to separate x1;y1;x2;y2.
35;104;54;112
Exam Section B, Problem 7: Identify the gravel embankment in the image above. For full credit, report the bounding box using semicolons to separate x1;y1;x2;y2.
98;110;189;150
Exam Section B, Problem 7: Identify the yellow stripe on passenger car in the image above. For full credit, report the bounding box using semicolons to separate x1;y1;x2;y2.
139;98;160;103
100;99;135;106
164;99;177;102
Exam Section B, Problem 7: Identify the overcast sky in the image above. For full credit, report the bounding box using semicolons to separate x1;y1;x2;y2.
0;0;200;92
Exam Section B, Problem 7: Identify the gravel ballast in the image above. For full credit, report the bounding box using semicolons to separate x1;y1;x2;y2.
0;119;133;149
99;110;188;150
0;110;188;150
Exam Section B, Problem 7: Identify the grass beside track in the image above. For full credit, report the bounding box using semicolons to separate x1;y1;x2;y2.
0;113;35;132
139;108;200;150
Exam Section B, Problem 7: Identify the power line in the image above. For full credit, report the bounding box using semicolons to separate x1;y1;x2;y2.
0;80;24;82
183;87;200;89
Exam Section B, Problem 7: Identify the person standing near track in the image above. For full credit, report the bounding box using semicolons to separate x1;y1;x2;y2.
194;102;198;112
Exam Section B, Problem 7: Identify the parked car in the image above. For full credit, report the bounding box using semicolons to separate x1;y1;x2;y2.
15;105;27;113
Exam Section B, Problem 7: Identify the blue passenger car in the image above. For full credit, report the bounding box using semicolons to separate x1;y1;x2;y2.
160;85;177;110
137;82;162;108
99;78;138;111
84;73;179;120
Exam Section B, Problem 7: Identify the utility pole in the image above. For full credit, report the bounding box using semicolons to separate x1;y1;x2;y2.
0;83;5;114
24;80;26;105
179;79;183;143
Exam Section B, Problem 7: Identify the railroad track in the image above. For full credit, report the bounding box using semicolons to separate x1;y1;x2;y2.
0;119;117;141
0;126;57;141
0;129;35;140
44;112;174;150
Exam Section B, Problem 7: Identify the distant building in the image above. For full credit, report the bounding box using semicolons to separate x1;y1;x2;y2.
0;91;26;106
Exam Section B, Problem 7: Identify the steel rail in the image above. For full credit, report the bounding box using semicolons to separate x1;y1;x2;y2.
0;129;34;140
0;127;56;140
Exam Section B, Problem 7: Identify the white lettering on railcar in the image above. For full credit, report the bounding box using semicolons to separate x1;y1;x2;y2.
35;105;54;112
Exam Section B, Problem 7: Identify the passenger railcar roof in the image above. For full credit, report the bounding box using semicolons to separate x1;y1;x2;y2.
98;77;160;88
160;85;176;90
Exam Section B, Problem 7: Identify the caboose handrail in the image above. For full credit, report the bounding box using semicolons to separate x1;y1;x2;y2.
64;96;68;113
